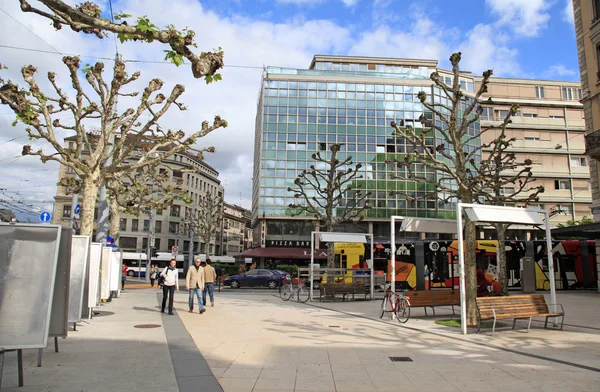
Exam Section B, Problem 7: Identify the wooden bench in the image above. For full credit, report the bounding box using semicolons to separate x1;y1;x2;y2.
319;281;367;301
407;290;460;316
475;295;565;334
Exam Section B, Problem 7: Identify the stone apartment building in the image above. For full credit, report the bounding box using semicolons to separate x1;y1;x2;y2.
220;203;252;256
53;136;225;254
477;75;591;236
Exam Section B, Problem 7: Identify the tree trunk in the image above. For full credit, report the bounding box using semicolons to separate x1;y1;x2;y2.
496;224;508;296
464;217;478;326
79;174;100;238
326;241;335;268
109;195;120;243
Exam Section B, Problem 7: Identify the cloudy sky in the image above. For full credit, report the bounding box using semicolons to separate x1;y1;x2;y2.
0;0;578;221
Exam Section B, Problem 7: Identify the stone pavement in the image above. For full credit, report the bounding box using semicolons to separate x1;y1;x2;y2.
0;285;220;392
2;285;599;392
177;289;600;392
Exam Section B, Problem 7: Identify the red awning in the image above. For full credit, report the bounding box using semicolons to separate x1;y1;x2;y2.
233;247;328;259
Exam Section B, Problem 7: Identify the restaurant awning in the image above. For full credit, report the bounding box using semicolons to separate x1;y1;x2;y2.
233;247;328;259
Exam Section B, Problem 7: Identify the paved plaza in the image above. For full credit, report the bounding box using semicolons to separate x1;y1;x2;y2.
1;285;599;392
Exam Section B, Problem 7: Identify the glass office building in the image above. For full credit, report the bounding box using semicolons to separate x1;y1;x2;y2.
252;55;479;246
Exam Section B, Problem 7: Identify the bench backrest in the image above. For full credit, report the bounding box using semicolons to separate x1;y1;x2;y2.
406;290;435;306
407;290;459;306
476;295;549;319
433;290;460;306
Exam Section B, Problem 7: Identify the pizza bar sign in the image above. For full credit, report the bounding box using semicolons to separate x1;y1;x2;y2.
267;240;311;248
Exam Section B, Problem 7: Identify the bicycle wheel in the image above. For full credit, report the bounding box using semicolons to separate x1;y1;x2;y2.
280;284;294;301
395;297;410;323
380;296;391;318
297;285;310;303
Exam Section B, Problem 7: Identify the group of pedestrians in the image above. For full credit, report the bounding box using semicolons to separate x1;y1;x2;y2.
153;258;218;315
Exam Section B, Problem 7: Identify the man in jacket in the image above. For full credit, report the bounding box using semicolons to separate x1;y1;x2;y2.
203;259;217;307
186;258;206;314
161;259;180;315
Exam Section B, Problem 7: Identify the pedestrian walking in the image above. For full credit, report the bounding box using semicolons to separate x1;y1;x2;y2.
121;264;128;290
186;258;206;314
161;259;179;315
203;259;217;307
150;265;157;287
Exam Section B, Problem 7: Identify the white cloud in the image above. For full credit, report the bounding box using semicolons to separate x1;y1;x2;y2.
342;0;359;6
542;64;578;79
485;0;552;37
562;0;574;24
458;24;522;77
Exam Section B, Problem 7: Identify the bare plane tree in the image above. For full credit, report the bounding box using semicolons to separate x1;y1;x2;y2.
472;106;544;295
390;52;500;325
184;191;223;256
0;56;226;237
287;143;371;268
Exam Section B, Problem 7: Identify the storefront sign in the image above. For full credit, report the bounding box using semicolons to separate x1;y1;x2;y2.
266;240;312;248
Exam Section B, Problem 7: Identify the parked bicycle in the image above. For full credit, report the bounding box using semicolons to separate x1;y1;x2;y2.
380;284;410;323
280;278;310;303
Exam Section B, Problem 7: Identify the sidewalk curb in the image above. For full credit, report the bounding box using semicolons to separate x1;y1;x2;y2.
157;293;224;392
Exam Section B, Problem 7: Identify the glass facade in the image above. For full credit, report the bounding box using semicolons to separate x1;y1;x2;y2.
253;57;480;226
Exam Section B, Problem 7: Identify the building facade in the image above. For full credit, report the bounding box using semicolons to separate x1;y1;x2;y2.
571;0;600;290
478;76;591;234
53;138;224;254
251;55;592;259
220;203;252;256
573;0;600;222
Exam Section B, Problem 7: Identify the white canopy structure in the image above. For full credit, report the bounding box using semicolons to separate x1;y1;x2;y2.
456;203;557;335
390;216;457;292
310;231;374;301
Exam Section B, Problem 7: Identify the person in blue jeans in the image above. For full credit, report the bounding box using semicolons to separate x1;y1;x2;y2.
185;258;206;314
202;259;217;307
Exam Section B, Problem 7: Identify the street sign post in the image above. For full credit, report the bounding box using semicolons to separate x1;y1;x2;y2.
39;212;51;223
74;204;81;216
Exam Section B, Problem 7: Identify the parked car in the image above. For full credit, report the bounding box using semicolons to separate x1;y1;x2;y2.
223;269;286;289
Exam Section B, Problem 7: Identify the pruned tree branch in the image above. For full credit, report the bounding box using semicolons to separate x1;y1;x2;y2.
19;0;225;80
0;56;227;237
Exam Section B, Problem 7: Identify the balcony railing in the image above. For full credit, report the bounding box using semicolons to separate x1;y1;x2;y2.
585;129;600;157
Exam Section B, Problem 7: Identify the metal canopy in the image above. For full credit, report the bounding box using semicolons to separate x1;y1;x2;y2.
319;233;367;243
310;231;374;301
400;217;458;234
456;203;556;335
464;205;544;226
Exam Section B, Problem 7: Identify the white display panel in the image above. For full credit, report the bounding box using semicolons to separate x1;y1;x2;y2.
0;224;62;350
87;243;102;309
100;247;112;300
68;236;90;323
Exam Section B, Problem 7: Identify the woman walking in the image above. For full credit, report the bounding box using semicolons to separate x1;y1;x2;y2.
150;265;157;287
161;259;179;315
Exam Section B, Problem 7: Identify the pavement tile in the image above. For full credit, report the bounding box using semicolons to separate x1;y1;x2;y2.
293;377;336;391
253;376;296;390
220;366;263;379
217;377;257;392
176;376;224;392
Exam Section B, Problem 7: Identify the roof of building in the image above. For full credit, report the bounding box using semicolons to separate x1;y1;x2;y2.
310;54;438;69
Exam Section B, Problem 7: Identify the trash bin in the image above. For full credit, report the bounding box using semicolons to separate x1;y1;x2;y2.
520;256;536;293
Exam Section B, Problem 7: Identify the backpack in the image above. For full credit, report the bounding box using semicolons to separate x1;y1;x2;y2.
156;269;166;287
